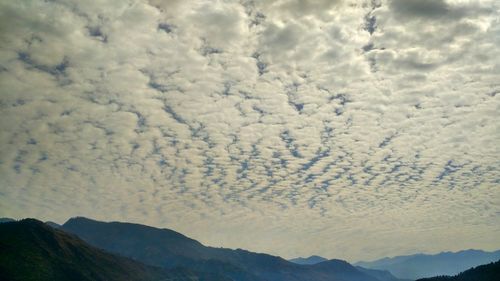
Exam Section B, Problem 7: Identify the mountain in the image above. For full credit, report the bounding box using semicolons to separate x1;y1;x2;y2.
355;249;500;280
355;266;405;281
311;259;394;281
45;221;61;228
0;219;226;281
61;217;260;281
289;256;403;281
290;255;328;265
0;217;15;223
417;259;500;281
62;216;380;281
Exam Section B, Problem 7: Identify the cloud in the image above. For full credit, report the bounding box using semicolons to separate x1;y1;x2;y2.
261;0;343;18
390;0;451;19
389;0;492;21
0;0;499;262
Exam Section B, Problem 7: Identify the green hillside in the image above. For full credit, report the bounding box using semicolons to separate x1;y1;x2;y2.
0;219;219;281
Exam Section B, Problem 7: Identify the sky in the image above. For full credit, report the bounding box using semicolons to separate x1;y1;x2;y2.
0;0;499;262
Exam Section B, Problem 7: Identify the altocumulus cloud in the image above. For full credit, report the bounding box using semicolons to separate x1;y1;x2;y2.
0;0;499;261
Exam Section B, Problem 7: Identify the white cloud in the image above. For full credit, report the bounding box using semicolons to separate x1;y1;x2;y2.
0;0;499;262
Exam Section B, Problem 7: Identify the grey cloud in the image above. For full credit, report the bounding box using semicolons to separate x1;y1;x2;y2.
389;0;493;21
367;0;498;74
260;22;303;56
390;0;450;19
274;0;343;17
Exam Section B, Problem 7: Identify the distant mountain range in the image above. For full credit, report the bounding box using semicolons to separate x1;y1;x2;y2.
289;255;402;281
61;217;385;281
290;255;329;265
355;249;500;280
1;217;498;281
417;259;500;281
355;266;405;281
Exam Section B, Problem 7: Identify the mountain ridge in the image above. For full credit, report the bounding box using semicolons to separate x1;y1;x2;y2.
4;216;496;281
0;219;222;281
290;255;328;265
416;259;500;281
61;216;382;281
355;249;500;280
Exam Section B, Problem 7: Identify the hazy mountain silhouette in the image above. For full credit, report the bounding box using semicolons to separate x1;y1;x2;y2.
355;249;500;280
0;219;226;281
416;259;500;281
354;266;406;281
61;217;260;281
4;216;492;281
62;217;381;281
290;255;328;265
289;255;404;281
44;221;61;228
0;217;14;223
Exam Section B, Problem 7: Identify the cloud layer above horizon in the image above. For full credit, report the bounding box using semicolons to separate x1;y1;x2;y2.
0;0;499;261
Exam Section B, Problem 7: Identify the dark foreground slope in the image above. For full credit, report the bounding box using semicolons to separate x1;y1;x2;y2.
356;249;500;280
417;259;500;281
62;217;381;281
0;219;225;281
